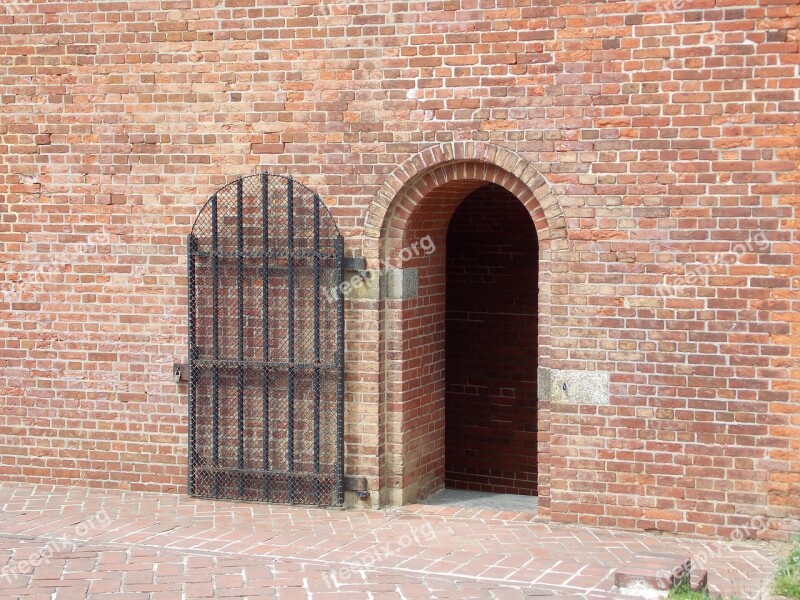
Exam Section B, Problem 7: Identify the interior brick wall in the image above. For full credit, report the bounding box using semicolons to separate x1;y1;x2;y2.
445;185;539;496
0;0;797;540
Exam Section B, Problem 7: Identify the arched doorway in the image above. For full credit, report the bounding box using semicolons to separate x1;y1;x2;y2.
365;145;566;512
445;184;539;497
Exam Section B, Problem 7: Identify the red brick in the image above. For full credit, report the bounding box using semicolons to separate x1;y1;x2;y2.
0;0;797;542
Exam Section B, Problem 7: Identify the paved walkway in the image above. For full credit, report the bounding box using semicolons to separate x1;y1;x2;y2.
0;483;783;599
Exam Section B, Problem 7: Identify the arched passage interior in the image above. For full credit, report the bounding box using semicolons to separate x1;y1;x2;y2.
445;184;539;496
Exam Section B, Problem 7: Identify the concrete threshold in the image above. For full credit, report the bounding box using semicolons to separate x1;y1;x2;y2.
419;488;539;514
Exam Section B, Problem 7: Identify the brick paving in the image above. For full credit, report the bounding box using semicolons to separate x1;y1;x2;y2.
0;483;783;599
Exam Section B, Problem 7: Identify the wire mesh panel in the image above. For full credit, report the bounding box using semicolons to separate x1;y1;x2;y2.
188;174;344;506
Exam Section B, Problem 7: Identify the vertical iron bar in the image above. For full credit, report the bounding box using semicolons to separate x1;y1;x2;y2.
193;175;347;506
187;234;197;495
236;177;245;498
312;195;321;504
211;194;220;497
261;173;270;501
335;236;345;506
287;177;295;502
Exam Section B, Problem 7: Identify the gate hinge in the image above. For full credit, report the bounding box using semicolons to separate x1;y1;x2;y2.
343;256;367;271
345;476;369;501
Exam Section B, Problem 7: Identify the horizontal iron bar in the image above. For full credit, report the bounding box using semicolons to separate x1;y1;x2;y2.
192;359;337;370
195;466;337;479
193;250;337;260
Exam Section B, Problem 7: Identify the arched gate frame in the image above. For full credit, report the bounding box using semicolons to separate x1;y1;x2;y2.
188;174;344;506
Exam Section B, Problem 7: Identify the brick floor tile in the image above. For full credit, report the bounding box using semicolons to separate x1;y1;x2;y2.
88;577;123;593
0;482;784;600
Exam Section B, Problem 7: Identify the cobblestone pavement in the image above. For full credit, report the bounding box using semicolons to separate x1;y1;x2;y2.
0;483;783;599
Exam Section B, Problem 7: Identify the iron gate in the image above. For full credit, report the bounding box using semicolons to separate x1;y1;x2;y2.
188;174;344;506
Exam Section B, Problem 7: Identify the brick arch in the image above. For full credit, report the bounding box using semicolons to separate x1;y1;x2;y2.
368;143;564;514
363;142;567;250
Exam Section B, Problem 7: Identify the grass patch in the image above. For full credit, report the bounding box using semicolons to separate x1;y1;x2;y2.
668;536;800;600
773;537;800;599
668;582;714;599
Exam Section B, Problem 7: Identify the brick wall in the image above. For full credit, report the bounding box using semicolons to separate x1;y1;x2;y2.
0;0;797;540
445;184;539;495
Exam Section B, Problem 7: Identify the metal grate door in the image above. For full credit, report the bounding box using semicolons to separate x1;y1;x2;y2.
188;174;344;506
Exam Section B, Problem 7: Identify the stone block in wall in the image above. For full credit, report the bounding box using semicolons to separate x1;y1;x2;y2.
537;367;610;405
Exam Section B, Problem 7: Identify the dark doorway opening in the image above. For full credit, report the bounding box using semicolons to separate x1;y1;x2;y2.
445;184;539;496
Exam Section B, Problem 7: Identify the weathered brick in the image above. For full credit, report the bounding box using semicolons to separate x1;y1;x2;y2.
0;0;796;542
